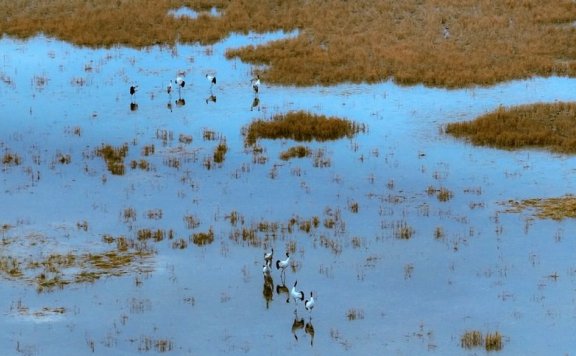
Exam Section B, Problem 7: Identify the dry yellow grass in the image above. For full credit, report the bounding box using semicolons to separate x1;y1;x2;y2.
503;194;576;220
244;110;364;146
1;1;575;87
446;102;576;153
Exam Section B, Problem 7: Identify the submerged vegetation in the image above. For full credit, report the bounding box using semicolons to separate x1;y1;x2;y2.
1;1;575;87
446;102;576;154
244;111;364;146
0;237;152;293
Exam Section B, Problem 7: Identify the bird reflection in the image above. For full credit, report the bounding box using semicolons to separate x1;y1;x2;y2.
175;98;186;107
291;316;305;341
250;96;260;111
166;101;173;112
130;102;138;111
276;282;290;304
263;273;274;309
305;320;315;346
205;94;217;104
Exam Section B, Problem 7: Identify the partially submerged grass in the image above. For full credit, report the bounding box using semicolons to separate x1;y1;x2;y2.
484;332;503;351
446;102;576;154
244;111;364;146
95;143;128;175
461;330;503;351
213;140;228;164
502;194;576;220
191;228;215;246
461;330;483;349
280;146;311;161
1;245;153;293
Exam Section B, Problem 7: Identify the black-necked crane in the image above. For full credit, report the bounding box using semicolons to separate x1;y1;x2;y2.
276;252;290;276
206;74;216;87
251;75;260;94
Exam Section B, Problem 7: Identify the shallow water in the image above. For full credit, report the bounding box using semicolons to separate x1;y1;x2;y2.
1;31;576;355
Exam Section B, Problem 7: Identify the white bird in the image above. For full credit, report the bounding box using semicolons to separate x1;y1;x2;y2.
206;74;216;86
276;252;290;273
304;291;315;312
262;263;271;274
175;76;185;98
264;248;274;266
167;80;173;95
290;280;304;306
251;75;260;94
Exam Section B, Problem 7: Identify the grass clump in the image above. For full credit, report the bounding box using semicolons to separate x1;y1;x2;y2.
95;143;128;175
2;152;21;166
503;194;576;220
191;228;215;246
446;102;576;154
461;330;483;349
280;146;311;160
244;111;364;146
460;330;503;351
485;332;503;351
213;140;228;164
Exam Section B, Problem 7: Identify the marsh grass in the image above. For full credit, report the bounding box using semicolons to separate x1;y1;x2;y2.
503;195;576;220
394;221;415;240
191;228;215;246
2;1;576;87
446;102;576;154
95;143;128;175
460;330;503;351
346;308;364;321
461;330;483;349
1;245;153;292
2;152;21;166
213;140;228;164
484;332;503;351
280;146;311;161
244;111;364;146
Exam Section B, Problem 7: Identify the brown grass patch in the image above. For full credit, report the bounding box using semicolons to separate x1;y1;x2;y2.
280;146;311;161
502;194;576;220
484;332;503;351
461;330;483;349
5;1;573;87
244;111;364;146
95;143;128;175
446;102;576;153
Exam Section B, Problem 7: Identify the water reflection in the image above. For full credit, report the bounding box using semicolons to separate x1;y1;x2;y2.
276;281;289;304
291;316;305;341
205;94;217;104
250;96;260;111
262;272;274;309
305;320;315;346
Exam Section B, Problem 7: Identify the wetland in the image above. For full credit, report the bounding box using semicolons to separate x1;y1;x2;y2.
2;1;576;355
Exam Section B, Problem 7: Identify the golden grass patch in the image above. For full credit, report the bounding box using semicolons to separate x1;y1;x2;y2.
244;110;364;146
95;143;128;175
2;1;575;87
503;194;576;220
446;102;576;153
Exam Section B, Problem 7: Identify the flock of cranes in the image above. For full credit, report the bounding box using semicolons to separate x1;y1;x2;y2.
128;72;261;111
262;248;316;345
